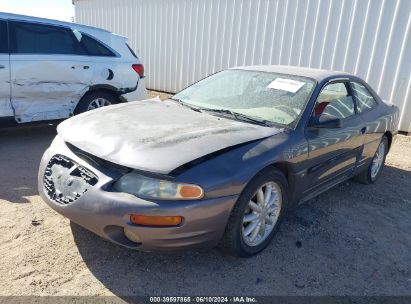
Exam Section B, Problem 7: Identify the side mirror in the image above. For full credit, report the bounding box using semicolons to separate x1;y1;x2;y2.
309;114;343;128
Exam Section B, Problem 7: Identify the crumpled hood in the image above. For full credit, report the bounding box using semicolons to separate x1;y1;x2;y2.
57;98;282;174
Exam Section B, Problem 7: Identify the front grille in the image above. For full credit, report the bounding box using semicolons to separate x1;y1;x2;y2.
43;154;98;205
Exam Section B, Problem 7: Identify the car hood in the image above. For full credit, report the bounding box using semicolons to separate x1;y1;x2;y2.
57;98;282;174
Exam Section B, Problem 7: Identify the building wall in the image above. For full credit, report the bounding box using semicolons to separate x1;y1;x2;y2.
74;0;411;132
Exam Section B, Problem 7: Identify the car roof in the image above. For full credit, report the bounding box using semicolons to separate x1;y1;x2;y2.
0;11;110;34
233;65;351;81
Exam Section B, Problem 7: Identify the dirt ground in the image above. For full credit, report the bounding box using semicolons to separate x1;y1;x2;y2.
147;90;173;100
0;109;410;297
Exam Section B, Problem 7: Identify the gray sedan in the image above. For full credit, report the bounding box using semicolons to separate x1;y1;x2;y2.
38;65;399;257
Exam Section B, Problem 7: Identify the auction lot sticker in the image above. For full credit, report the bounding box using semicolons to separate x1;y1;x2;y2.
267;78;305;93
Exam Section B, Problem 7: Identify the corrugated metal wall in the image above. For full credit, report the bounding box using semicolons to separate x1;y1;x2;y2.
74;0;411;132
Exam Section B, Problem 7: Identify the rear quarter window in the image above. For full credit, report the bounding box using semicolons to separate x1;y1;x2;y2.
72;30;116;57
126;43;138;58
351;82;378;112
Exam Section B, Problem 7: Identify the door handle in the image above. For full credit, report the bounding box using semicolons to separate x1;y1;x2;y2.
360;127;367;134
71;65;90;69
0;65;5;69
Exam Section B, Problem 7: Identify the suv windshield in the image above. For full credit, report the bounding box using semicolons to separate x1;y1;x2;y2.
172;69;315;127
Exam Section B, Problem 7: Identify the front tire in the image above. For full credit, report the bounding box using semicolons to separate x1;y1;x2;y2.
220;168;288;257
354;135;388;184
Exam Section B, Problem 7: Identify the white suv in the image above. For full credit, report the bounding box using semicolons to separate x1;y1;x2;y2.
0;13;147;124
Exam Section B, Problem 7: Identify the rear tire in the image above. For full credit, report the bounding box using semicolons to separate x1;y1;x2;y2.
219;168;288;257
75;91;119;114
354;135;388;184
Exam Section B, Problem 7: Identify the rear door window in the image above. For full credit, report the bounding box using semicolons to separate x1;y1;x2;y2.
10;21;79;55
0;20;8;53
351;82;378;112
72;30;115;57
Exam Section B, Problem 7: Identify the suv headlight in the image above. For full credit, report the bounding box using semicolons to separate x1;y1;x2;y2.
114;171;204;200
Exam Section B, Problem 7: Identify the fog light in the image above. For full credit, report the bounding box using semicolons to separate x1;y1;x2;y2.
123;227;142;243
130;214;183;227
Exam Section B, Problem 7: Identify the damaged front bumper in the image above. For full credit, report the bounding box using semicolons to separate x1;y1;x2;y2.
37;136;238;251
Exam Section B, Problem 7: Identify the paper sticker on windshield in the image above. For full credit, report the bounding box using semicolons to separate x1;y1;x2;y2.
267;78;305;93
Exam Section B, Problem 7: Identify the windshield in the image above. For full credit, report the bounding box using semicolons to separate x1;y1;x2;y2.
172;69;316;127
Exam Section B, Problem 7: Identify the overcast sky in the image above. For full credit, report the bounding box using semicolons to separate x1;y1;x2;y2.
1;0;74;22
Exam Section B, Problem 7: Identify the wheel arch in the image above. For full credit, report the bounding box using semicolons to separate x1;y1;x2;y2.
269;162;291;184
74;85;124;113
242;161;297;207
80;84;124;100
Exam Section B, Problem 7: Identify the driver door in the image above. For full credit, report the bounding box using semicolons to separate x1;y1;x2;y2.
303;80;365;195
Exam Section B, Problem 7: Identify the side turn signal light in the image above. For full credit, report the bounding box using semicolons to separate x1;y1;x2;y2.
130;214;183;227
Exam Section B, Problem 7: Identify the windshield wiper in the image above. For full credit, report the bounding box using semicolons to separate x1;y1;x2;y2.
170;99;273;127
170;98;202;113
202;108;272;127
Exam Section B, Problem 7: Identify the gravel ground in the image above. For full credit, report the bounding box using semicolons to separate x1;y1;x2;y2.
0;107;410;297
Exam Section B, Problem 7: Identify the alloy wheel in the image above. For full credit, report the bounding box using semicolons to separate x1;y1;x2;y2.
370;142;386;179
87;98;112;110
242;181;282;247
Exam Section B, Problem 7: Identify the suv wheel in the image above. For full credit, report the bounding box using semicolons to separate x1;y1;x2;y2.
75;91;119;114
220;168;288;257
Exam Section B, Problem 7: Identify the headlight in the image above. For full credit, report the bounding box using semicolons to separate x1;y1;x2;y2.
114;171;204;200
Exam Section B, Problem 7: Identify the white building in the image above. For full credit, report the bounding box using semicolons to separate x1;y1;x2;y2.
74;0;411;133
